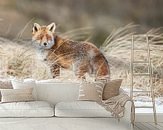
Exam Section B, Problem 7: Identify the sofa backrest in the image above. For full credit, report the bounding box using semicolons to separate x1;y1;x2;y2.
35;82;80;105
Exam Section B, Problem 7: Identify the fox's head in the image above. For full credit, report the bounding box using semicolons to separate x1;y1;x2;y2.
32;23;56;49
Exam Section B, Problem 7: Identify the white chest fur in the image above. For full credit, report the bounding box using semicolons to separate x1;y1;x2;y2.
36;49;49;61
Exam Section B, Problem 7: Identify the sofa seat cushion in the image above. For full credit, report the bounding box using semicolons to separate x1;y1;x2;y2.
55;101;112;117
0;101;54;117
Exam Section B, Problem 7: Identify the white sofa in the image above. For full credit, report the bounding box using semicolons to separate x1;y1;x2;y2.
0;82;133;130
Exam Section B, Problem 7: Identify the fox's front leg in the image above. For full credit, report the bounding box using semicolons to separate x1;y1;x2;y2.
50;64;60;78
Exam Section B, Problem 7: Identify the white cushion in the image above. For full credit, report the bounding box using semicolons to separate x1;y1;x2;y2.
55;101;112;117
11;79;37;100
0;101;54;117
11;79;36;89
35;82;79;105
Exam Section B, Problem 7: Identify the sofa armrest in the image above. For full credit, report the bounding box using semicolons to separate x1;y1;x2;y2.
120;101;134;129
119;88;134;123
122;101;132;122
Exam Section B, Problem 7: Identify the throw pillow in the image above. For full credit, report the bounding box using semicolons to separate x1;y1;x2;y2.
102;79;122;100
0;79;12;89
0;79;13;101
78;80;105;102
1;88;34;103
11;79;37;100
11;79;35;89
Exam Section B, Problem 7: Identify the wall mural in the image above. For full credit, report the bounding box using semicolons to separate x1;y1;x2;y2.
0;23;163;98
0;23;163;96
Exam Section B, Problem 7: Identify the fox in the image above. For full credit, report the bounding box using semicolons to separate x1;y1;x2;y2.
32;22;110;79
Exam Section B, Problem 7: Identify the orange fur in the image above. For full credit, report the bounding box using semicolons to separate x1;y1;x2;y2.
32;23;110;79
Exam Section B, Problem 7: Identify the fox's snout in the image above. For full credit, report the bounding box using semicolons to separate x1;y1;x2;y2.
43;42;47;46
32;22;56;49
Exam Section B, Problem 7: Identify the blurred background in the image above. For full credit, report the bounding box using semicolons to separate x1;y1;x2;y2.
0;0;163;46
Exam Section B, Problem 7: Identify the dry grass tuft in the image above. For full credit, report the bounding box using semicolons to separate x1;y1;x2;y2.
0;37;52;80
101;24;163;97
0;27;93;80
0;39;33;78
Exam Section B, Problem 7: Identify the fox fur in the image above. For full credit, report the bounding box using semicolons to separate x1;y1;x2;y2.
32;23;110;79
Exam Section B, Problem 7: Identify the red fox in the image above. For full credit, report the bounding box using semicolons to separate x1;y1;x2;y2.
32;23;110;79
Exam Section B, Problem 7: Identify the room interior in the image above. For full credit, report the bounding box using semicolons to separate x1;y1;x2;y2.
0;0;163;130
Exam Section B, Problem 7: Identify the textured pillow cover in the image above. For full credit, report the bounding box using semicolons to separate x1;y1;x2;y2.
78;81;105;102
0;79;12;89
0;79;13;101
11;79;37;100
11;79;36;89
102;79;122;100
1;88;34;103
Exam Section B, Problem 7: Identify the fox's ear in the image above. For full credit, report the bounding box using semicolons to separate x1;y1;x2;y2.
47;22;56;33
32;23;41;33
